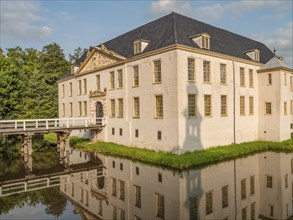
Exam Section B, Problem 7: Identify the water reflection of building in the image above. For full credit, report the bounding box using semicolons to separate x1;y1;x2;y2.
60;151;293;220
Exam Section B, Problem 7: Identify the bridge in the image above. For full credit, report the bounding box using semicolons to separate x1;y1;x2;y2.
0;117;105;135
0;117;106;161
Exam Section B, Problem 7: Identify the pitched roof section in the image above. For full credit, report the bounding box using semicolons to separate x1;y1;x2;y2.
102;12;274;63
258;56;292;72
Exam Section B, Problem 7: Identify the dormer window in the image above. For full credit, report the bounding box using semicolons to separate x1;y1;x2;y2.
245;49;260;62
133;39;149;55
191;33;210;50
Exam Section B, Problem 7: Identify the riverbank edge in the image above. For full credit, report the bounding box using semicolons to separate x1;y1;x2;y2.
44;133;293;170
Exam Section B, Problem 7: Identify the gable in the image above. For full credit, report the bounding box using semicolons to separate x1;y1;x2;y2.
76;46;124;75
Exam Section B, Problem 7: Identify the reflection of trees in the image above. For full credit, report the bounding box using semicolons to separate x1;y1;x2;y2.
0;187;67;217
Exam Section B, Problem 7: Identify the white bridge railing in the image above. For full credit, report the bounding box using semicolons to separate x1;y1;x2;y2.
0;117;105;132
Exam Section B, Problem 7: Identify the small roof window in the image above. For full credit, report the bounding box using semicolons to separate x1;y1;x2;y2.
191;33;210;50
133;39;150;55
245;49;260;62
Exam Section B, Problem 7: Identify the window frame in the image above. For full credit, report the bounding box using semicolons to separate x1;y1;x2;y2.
220;63;227;85
221;95;228;117
204;94;212;117
203;61;211;83
155;95;163;118
188;57;196;81
133;65;139;87
188;94;197;117
153;60;162;84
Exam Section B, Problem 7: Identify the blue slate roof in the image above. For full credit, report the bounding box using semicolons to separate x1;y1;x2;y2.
102;12;274;63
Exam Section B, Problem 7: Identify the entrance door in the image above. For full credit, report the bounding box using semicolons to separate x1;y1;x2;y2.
96;102;103;125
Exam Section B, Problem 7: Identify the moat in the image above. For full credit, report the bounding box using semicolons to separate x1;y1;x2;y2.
0;143;292;220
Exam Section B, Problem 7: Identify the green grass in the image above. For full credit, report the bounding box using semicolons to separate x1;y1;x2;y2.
70;137;293;170
44;132;293;170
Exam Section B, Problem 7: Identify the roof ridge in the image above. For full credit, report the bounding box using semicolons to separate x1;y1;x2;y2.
172;12;178;44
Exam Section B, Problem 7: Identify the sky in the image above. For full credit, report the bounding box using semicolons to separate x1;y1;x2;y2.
0;0;292;67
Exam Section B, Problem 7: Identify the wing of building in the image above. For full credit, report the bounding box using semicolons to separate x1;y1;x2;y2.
58;12;293;153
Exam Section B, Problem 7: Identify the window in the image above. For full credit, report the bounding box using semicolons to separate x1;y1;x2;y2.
240;96;245;116
117;69;123;88
119;180;125;201
71;182;74;197
249;69;254;87
250;176;255;195
265;102;272;115
255;51;260;62
62;103;65;117
96;75;100;91
157;131;162;140
112;205;117;220
110;71;115;89
133;97;140;118
111;178;117;197
69;82;72;97
202;36;210;49
119;128;123;136
269;205;274;217
291;100;293;115
204;95;212;117
240;67;245;87
110;99;115;117
188;58;195;81
62;84;65;97
112;160;115;168
120;163;123;170
98;200;103;216
285;174;288;188
69;102;73;117
291;159;293;174
290;76;293;91
188;94;197;117
158;173;162;182
206;191;213;215
136;167;139;175
268;73;272;85
221;95;227;116
83;101;87;116
285;73;287;85
85;190;89;206
80;187;83;203
112;128;115;135
203;61;210;83
134;41;142;54
78;101;82;117
189;197;198;220
284;102;287;115
266;175;272;188
249;97;254;115
135;129;139;138
241;178;246;200
155;95;163;118
118;209;125;220
83;79;87;94
251;202;256;220
78;80;82;95
134;185;141;208
242;207;247;220
222;185;228;208
133;66;139;87
118;98;123;118
154;60;161;83
155;193;164;218
220;63;226;84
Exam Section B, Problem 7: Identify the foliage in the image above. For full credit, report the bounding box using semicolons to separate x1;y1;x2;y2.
71;138;293;170
69;47;86;64
0;43;70;120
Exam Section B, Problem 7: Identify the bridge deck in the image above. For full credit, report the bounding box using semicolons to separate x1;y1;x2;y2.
0;117;105;135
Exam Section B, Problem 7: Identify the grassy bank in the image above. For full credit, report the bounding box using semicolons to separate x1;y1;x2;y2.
44;133;293;170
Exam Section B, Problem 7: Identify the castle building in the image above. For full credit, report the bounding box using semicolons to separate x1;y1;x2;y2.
58;12;293;153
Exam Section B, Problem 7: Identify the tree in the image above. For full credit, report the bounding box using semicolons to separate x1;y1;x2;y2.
69;47;86;64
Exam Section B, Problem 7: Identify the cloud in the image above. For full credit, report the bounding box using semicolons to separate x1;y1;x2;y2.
253;22;293;67
149;0;190;17
194;0;291;21
0;1;52;41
